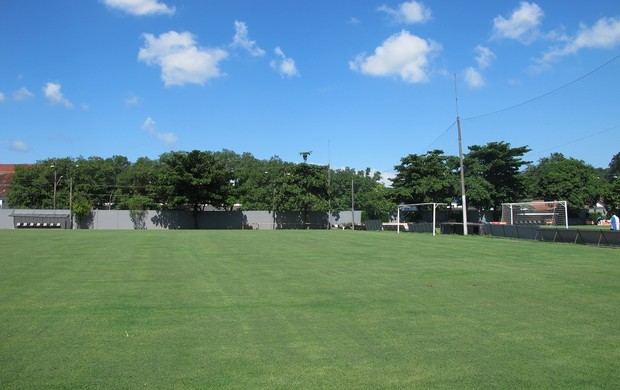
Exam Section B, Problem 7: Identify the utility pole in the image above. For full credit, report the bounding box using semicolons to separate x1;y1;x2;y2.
351;179;355;231
454;73;468;235
69;178;73;229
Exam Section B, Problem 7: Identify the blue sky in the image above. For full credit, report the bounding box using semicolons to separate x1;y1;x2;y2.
1;0;619;178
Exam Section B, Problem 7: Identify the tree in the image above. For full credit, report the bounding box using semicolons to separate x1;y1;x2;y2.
274;162;329;226
157;150;233;228
116;157;161;210
9;158;78;209
523;153;602;214
391;150;459;205
607;152;620;182
464;141;530;216
8;164;50;208
330;167;395;221
603;176;620;215
71;194;93;228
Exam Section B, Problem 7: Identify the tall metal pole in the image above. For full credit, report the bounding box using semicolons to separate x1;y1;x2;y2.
69;178;73;229
351;179;355;231
454;74;468;235
52;165;57;210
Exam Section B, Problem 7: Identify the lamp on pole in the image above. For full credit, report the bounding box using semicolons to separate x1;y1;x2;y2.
51;165;63;210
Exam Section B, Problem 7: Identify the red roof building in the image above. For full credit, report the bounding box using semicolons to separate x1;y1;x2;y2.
0;164;16;204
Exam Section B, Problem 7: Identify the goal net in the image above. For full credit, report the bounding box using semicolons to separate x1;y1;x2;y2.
501;201;568;228
394;203;448;236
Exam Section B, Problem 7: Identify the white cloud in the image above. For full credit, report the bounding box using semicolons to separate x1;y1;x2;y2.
349;30;440;83
10;140;30;152
142;116;177;146
378;1;432;24
537;17;620;65
102;0;175;16
125;95;142;106
138;31;228;87
474;45;495;70
270;47;300;78
231;21;265;57
492;1;543;43
464;67;485;89
0;92;5;102
43;82;73;108
347;17;361;25
13;87;34;101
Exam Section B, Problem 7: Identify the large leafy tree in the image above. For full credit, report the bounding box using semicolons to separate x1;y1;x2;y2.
330;167;395;221
523;153;602;214
607;152;620;181
9;158;78;209
74;155;130;209
9;164;52;208
215;150;294;210
157;150;232;227
391;150;459;205
464;142;530;214
603;176;620;215
115;157;162;210
274;162;329;225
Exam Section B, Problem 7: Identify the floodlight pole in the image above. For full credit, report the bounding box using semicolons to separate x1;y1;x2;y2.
351;179;355;231
455;74;468;235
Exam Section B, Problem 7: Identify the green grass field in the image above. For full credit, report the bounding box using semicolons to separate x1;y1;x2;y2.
1;230;618;389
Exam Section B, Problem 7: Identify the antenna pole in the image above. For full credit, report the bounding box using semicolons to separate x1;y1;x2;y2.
454;73;468;235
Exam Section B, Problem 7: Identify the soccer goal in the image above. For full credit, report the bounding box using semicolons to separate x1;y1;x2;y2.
501;201;568;228
394;203;447;236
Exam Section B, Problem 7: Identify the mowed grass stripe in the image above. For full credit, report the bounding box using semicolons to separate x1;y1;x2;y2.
0;230;618;389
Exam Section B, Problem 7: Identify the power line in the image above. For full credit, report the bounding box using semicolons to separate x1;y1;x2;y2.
462;53;620;122
531;123;620;158
418;120;456;154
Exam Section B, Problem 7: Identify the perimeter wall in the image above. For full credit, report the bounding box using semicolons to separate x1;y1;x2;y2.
0;209;361;230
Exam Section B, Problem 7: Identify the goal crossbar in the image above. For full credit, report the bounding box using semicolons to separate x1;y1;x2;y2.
397;203;447;236
501;201;568;229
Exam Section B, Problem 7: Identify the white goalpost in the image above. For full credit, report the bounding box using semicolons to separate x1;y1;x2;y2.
396;203;447;236
501;201;569;229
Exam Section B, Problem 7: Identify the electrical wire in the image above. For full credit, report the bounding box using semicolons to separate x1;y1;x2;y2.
531;123;620;157
462;53;620;122
418;120;456;154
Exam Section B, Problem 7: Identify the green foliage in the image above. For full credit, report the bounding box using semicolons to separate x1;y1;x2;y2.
7;148;618;224
71;195;92;228
273;163;329;224
523;153;603;213
603;176;620;214
330;167;395;221
464;141;530;212
608;152;620;180
158;150;232;211
391;150;459;204
8;165;51;208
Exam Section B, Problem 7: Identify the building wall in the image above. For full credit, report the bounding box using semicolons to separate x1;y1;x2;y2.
0;209;361;230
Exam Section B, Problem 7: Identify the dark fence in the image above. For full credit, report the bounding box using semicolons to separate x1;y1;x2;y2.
439;222;485;235
409;222;434;233
487;224;620;247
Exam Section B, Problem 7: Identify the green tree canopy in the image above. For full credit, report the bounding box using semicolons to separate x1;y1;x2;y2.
158;150;233;227
274;162;329;225
523;153;602;214
391;150;459;205
464;141;531;212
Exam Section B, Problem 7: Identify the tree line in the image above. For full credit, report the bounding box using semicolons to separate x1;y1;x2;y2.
8;144;620;225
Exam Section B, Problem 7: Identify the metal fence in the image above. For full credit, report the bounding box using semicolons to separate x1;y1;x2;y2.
486;224;620;247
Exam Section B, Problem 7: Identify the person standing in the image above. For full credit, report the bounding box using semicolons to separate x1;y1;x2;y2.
610;213;619;231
